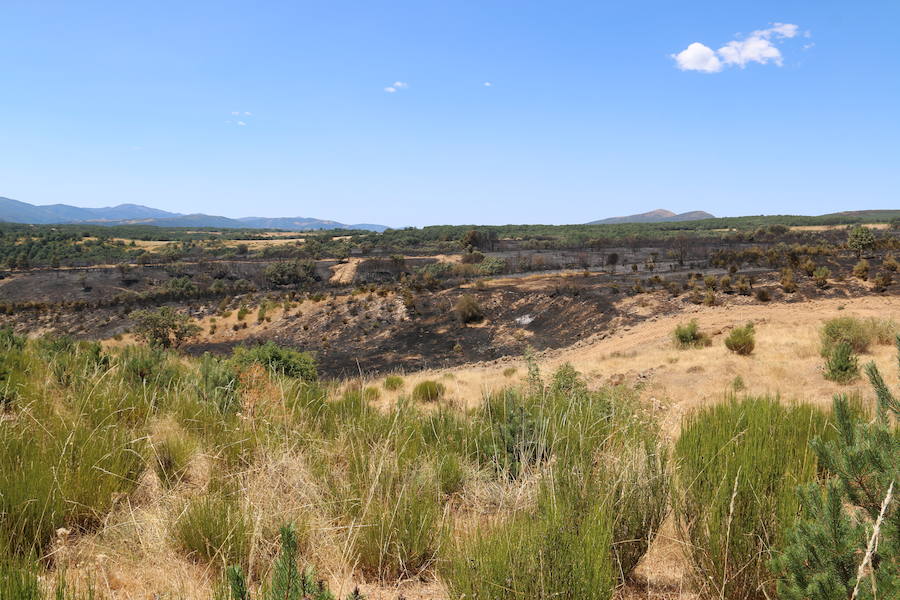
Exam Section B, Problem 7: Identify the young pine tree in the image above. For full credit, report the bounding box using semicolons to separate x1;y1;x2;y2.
774;339;899;600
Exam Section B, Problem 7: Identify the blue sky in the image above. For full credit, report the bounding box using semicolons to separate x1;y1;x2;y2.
1;1;898;227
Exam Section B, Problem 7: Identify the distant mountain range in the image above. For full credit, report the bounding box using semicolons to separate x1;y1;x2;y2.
588;209;715;225
0;197;388;232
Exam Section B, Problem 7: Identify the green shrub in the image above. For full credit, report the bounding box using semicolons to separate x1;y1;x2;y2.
453;294;483;324
819;316;896;356
150;429;195;488
852;259;870;280
813;266;830;288
383;375;404;391
352;466;445;580
725;323;755;355
0;409;144;556
442;477;615;600
412;380;445;402
117;345;180;386
198;353;240;413
231;342;317;382
222;524;358;600
174;489;252;570
673;320;711;349
774;349;899;600
469;370;669;576
873;270;893;291
130;306;200;348
824;342;859;384
780;268;797;293
675;397;828;600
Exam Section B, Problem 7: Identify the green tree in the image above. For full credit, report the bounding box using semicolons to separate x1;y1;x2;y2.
774;339;899;600
131;306;200;348
848;226;876;258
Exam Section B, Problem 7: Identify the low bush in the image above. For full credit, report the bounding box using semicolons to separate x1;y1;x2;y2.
117;345;180;386
813;266;830;288
222;524;355;600
453;294;483;324
780;268;797;293
174;488;252;570
725;322;755;355
673;320;711;349
442;478;615;600
150;426;195;488
383;375;404;391
412;380;445;402
231;342;317;382
819;316;897;356
823;341;859;384
852;259;870;280
198;353;240;413
872;270;892;291
130;306;200;348
755;288;771;302
675;397;828;600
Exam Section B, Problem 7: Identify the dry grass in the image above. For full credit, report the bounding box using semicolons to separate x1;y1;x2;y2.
24;293;900;600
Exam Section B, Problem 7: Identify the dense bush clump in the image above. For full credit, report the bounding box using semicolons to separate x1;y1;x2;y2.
675;397;829;600
673;319;711;349
824;342;859;383
453;294;484;324
725;322;755;355
231;342;317;382
820;316;897;356
382;374;404;390
412;380;445;402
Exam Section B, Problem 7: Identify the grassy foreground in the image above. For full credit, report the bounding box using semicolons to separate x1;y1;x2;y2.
0;334;668;599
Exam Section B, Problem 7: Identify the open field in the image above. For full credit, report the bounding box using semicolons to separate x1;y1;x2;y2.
0;221;897;600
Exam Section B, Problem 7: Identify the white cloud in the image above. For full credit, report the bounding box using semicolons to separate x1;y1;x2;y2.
673;42;722;73
483;81;492;87
384;81;408;93
236;121;246;126
231;111;240;116
244;111;252;116
672;23;804;73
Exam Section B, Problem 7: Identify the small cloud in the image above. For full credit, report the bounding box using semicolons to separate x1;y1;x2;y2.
483;81;492;87
672;23;804;73
673;42;722;73
244;111;252;116
231;111;240;116
384;81;408;93
236;121;247;126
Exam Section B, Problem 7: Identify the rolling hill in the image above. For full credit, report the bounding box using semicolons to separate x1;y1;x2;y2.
0;197;388;232
588;209;715;225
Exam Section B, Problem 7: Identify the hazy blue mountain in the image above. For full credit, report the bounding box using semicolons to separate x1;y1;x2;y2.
0;197;387;232
588;209;715;225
